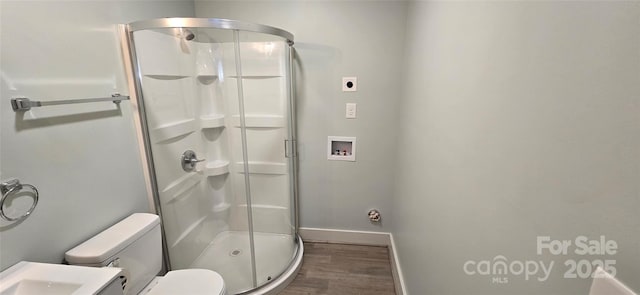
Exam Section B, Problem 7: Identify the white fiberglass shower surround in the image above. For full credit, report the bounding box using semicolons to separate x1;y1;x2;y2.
120;18;301;294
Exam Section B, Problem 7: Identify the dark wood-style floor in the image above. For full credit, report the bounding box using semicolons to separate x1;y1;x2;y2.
280;242;396;295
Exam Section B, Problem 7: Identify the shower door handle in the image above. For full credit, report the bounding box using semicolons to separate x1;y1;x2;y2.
284;139;296;158
181;150;206;172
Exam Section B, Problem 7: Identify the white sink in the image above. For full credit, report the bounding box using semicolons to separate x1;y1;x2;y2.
0;261;123;295
589;267;638;295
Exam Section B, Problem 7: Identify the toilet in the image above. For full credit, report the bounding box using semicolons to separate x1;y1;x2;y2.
65;213;226;295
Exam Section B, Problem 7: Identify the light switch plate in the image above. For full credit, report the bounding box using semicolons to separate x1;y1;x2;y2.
342;77;357;92
346;103;357;119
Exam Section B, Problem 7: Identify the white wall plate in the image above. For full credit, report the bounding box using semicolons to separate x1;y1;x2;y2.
327;136;356;161
342;77;357;92
346;103;357;119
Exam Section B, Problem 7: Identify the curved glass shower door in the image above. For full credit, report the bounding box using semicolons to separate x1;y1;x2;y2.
235;30;297;288
126;20;298;294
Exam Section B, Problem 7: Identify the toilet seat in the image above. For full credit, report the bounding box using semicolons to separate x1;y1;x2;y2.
146;269;225;295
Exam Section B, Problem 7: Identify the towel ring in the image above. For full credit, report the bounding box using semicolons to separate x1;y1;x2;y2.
0;179;39;222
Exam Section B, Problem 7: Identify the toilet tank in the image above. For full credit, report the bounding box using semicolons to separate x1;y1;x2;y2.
65;213;162;295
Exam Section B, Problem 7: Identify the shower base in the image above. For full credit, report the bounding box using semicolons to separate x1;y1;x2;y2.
190;231;301;294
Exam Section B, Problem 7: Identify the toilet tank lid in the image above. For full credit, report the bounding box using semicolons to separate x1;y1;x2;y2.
65;213;160;265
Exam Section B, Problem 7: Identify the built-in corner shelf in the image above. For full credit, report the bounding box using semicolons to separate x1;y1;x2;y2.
196;75;218;84
202;160;229;177
200;114;225;129
152;119;197;143
238;204;287;210
235;161;287;175
230;115;284;128
144;74;190;80
212;202;231;213
228;75;282;79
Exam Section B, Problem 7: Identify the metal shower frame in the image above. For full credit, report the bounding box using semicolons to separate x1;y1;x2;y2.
118;17;300;294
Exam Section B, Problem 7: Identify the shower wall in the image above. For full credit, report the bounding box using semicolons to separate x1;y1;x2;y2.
134;30;230;269
133;29;291;269
225;39;293;236
0;0;194;271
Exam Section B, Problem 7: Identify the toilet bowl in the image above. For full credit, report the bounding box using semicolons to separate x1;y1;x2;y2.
65;213;225;295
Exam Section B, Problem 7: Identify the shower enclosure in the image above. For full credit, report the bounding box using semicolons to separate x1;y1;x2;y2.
120;18;301;294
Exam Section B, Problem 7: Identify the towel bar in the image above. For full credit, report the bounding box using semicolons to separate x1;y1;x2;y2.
10;93;129;112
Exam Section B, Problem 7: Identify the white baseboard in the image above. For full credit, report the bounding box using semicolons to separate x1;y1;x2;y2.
299;227;390;246
299;227;407;294
389;233;408;295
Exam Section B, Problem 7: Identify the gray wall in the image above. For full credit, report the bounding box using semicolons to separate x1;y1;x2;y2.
194;1;407;232
2;2;639;294
0;0;194;270
392;1;640;294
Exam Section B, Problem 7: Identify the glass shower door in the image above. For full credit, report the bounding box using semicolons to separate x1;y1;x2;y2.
129;23;298;294
132;27;255;293
234;30;297;286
